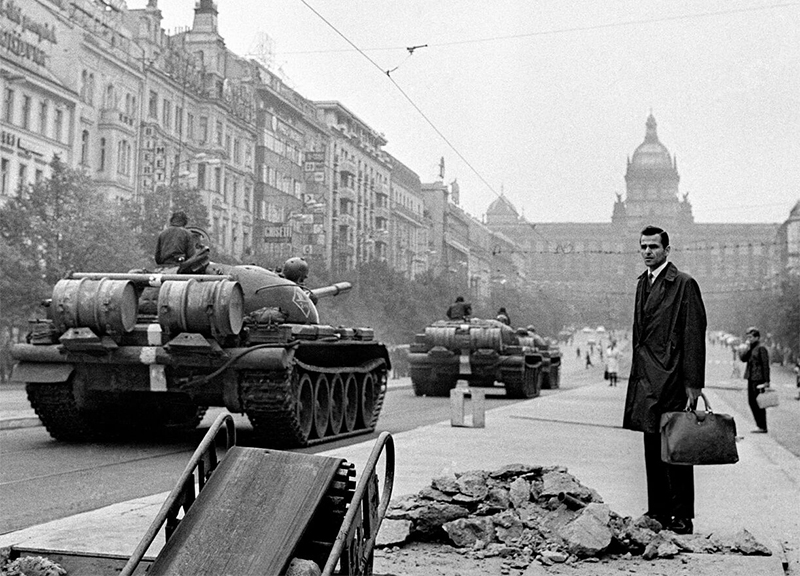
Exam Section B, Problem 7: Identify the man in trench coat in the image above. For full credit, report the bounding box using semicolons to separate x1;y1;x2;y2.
623;225;707;535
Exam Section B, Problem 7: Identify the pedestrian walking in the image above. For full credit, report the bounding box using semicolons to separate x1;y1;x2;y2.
605;338;620;386
585;350;592;369
623;225;707;535
738;327;770;433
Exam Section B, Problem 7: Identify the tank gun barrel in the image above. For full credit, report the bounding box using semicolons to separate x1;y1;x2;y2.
310;282;352;299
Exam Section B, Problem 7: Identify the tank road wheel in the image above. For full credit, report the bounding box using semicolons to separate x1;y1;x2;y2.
312;373;331;439
328;373;345;435
357;372;376;428
549;366;561;389
296;372;315;442
342;373;358;432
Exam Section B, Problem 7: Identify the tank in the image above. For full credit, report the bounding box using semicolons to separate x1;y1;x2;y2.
407;319;543;398
517;330;562;389
10;260;390;448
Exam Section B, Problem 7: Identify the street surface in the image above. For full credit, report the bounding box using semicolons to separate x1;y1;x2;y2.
2;331;798;542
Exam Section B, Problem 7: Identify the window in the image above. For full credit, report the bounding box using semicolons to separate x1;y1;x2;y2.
18;163;27;188
99;138;106;171
87;73;95;105
244;185;250;211
162;99;171;129
232;179;238;207
117;140;131;176
225;134;231;157
104;84;115;109
38;101;48;134
148;91;158;118
214;167;221;192
0;158;9;195
187;113;194;141
175;105;182;135
3;88;14;123
215;120;223;145
199;116;208;143
54;109;64;142
35;169;43;183
233;138;241;164
21;95;31;129
197;163;206;189
80;130;89;165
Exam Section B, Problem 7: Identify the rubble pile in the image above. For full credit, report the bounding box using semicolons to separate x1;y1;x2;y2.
378;464;772;569
0;554;66;576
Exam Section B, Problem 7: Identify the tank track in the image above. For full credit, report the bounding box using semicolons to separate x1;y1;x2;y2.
26;382;110;441
240;361;388;448
26;381;208;442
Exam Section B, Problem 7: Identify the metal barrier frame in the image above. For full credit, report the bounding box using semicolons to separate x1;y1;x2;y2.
321;431;395;576
118;413;236;576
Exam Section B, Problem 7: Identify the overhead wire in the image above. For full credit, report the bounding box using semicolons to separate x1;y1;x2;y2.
297;0;502;200
285;2;800;54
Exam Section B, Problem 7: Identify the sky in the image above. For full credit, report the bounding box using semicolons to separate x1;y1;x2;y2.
131;0;800;224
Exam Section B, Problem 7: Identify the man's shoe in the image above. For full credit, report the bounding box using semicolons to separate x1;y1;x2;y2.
751;428;768;434
668;517;693;535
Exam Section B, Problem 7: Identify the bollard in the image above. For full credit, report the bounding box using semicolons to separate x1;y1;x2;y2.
450;384;486;428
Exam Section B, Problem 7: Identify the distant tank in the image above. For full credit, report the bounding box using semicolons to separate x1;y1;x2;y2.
11;254;389;448
407;319;543;398
517;328;562;389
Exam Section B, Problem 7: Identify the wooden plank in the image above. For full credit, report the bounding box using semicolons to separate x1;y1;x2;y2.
148;447;343;576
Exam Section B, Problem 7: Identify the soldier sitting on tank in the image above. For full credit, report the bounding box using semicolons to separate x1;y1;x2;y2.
155;211;196;270
496;307;511;326
282;256;318;304
446;296;471;321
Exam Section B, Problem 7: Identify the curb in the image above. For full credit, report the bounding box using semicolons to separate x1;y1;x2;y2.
0;417;41;430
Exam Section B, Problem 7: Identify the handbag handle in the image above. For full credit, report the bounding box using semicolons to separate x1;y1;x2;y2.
684;391;712;412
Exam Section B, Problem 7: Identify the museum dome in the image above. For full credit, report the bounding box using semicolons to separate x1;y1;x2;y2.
629;114;674;171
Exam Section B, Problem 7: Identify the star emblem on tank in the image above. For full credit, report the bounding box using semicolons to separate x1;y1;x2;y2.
293;288;312;318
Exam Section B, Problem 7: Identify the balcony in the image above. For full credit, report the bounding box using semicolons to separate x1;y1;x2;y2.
375;205;390;221
337;183;356;203
99;108;136;134
339;158;357;176
338;213;356;228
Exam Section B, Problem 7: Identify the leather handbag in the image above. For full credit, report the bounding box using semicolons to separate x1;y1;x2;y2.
660;394;739;466
756;388;779;409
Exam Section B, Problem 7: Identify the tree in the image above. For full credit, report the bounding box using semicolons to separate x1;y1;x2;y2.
0;157;147;329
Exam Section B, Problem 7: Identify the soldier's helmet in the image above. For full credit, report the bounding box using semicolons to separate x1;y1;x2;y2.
283;256;309;283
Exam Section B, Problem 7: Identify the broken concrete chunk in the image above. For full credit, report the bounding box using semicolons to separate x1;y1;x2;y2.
557;503;613;557
443;516;495;548
408;502;470;536
489;463;542;480
376;519;412;547
732;529;772;556
432;474;460;494
508;477;531;509
456;470;489;499
285;558;321;576
485;487;511;509
493;510;524;544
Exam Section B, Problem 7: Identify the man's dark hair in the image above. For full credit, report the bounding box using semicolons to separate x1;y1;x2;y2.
640;225;669;248
455;296;464;302
746;327;760;338
170;211;188;226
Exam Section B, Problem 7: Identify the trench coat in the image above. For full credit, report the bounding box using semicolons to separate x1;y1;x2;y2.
623;262;707;434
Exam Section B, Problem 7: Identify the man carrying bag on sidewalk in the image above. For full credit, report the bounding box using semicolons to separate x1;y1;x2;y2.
623;225;707;535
